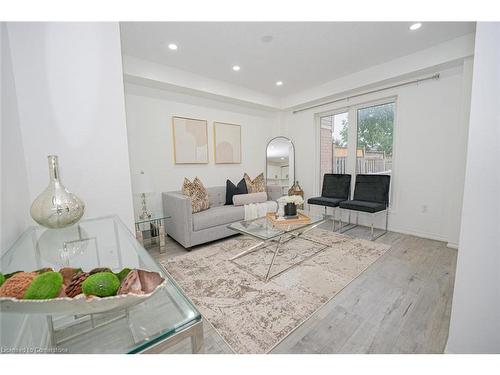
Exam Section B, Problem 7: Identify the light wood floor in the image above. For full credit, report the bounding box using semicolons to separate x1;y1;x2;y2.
149;221;457;354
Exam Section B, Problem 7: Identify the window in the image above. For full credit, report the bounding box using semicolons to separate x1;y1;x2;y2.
356;102;394;175
319;112;348;186
318;100;395;196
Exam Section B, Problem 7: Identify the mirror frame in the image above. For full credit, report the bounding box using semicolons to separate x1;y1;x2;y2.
265;136;295;189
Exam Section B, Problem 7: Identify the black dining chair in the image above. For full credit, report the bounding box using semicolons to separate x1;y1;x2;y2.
339;174;391;240
307;174;351;230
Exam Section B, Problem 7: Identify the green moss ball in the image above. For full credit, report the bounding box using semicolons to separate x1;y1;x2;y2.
0;272;5;287
81;272;120;297
23;271;63;299
115;268;131;282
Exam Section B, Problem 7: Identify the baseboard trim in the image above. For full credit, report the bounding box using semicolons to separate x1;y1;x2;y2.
387;225;449;243
309;207;455;245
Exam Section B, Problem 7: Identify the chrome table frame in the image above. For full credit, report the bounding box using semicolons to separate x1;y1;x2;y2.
138;319;204;354
229;217;329;282
47;311;204;354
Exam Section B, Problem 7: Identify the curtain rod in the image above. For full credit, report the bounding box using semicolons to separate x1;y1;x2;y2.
292;73;440;114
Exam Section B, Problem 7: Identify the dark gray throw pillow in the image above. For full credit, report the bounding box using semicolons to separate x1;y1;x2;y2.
225;178;248;205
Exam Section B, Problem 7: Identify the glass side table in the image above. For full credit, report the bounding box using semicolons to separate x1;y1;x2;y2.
135;214;171;254
0;215;203;354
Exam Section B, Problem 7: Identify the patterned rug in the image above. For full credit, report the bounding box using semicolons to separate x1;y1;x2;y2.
161;228;390;353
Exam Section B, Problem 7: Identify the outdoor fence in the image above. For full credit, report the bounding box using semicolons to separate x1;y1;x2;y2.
330;157;392;174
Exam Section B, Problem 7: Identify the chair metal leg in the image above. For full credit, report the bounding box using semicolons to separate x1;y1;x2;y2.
332;207;336;231
370;209;389;241
371;213;374;240
339;209;358;234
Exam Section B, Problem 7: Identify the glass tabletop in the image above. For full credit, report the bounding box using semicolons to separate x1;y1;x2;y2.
0;215;200;354
228;211;326;241
135;214;171;225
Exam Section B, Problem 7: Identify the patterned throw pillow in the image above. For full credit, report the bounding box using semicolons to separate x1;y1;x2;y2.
243;173;266;193
182;177;210;213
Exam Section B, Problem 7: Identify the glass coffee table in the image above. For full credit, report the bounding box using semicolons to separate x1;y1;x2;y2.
228;212;328;282
0;216;203;354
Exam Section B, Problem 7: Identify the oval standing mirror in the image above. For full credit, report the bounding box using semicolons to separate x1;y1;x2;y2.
266;136;295;196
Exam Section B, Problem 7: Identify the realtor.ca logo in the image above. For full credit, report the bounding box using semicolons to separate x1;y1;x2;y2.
1;346;69;354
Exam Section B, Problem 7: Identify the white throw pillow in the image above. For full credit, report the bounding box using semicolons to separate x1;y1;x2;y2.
232;192;268;206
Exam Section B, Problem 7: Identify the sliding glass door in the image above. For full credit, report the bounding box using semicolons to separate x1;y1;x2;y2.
318;100;395;192
356;102;394;175
319;111;349;187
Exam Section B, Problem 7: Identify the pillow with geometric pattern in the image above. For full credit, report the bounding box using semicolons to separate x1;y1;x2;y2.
243;173;266;193
182;177;210;213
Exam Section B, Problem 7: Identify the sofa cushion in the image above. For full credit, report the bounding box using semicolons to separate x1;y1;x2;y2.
206;186;226;207
233;192;268;206
192;205;244;231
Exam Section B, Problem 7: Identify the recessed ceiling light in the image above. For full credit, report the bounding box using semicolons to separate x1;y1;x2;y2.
232;65;241;71
261;35;274;43
276;81;283;86
168;43;178;50
409;23;422;31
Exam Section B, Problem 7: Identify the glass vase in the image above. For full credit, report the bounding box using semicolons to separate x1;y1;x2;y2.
30;155;85;229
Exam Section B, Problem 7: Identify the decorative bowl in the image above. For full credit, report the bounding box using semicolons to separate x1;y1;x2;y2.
0;270;167;315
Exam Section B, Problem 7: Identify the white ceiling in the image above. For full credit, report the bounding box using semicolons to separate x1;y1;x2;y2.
120;22;475;98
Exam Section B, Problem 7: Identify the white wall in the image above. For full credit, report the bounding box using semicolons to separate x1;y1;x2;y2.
6;22;135;229
123;54;280;110
124;82;279;215
446;22;500;354
1;23;31;253
284;63;472;245
1;23;46;348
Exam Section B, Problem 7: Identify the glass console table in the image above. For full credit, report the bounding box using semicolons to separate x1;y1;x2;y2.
135;214;171;254
0;216;203;354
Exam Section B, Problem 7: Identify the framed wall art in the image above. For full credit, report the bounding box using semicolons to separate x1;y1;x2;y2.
213;122;241;164
172;116;209;164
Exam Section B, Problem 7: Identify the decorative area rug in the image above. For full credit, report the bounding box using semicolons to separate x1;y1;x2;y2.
161;228;390;353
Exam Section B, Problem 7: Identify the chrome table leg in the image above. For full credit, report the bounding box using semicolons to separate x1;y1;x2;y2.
230;240;266;261
265;236;284;282
190;319;205;354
